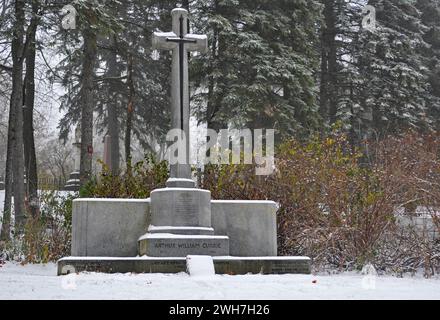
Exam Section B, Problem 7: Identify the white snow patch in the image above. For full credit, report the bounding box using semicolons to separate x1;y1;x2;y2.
211;200;277;204
148;225;214;232
186;255;215;277
138;233;228;240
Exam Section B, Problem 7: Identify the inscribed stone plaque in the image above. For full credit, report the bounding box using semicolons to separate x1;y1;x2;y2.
175;193;198;216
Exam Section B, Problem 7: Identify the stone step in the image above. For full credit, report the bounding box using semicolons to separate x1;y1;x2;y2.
148;225;214;235
138;233;229;257
57;256;312;275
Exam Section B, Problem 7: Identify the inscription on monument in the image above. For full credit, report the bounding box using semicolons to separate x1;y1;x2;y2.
178;242;200;248
153;241;222;250
175;193;197;216
143;238;228;257
270;262;307;273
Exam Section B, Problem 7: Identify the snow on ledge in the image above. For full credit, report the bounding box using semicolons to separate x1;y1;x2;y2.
58;256;310;261
166;178;195;182
211;200;277;205
58;256;186;261
73;198;151;203
148;225;214;232
138;233;228;241
152;188;210;193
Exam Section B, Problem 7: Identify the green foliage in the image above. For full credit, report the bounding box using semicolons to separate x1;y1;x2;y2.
191;0;322;139
323;0;440;140
81;155;169;198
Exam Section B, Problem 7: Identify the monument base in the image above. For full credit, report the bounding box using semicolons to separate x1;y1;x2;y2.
64;171;80;191
57;256;311;275
138;233;230;256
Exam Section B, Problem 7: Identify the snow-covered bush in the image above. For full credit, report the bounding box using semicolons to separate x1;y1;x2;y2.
0;191;75;263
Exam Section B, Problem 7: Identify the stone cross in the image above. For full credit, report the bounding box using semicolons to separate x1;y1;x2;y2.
152;8;207;187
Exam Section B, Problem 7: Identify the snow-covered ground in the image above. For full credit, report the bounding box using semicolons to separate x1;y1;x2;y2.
0;262;439;300
1;190;439;299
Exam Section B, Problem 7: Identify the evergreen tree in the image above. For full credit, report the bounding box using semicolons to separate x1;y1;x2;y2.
191;0;322;141
416;0;440;128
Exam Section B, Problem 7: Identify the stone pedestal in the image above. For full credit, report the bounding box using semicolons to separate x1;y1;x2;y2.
59;197;311;275
64;171;80;191
68;198;278;257
137;185;231;257
58;192;311;275
150;188;211;227
65;132;81;192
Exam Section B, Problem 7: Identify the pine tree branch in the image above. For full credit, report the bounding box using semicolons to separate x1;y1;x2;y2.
38;46;63;81
94;75;128;83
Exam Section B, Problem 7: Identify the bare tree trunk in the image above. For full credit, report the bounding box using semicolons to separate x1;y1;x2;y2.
1;87;15;241
320;0;338;126
125;54;134;170
107;37;120;175
2;0;41;237
206;12;220;133
23;2;39;218
79;22;97;186
11;0;26;231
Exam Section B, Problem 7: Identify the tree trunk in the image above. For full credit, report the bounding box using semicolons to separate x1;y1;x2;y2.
1;127;12;240
79;23;97;186
23;3;39;218
11;0;26;231
1;85;15;241
320;0;338;126
206;18;223;133
107;38;120;175
125;54;134;170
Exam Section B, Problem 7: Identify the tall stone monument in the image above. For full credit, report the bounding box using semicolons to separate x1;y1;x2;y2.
58;8;310;275
64;126;81;191
137;8;229;257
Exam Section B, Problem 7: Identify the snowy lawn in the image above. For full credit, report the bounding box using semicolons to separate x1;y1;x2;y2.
0;262;439;300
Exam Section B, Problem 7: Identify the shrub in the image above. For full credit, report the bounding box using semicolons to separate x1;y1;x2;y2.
81;155;168;198
0;190;75;263
4;133;438;275
203;130;440;275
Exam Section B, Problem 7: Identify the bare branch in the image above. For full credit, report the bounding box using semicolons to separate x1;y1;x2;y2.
0;63;12;73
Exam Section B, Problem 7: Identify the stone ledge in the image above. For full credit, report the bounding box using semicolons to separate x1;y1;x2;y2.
57;256;311;275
